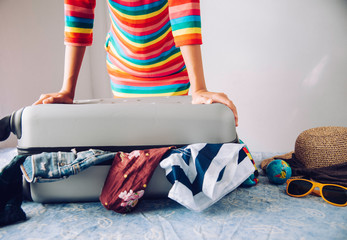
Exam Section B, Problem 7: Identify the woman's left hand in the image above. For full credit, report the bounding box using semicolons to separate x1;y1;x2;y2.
191;90;239;127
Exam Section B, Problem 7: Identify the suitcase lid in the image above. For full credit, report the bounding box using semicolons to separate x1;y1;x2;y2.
15;96;237;154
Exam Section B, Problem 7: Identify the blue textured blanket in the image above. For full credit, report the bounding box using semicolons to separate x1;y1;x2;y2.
0;148;346;240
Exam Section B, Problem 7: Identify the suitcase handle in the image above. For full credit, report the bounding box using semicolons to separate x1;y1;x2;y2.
0;115;11;141
0;108;24;141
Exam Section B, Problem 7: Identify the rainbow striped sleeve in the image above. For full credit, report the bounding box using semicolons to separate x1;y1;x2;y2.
64;0;96;46
168;0;202;47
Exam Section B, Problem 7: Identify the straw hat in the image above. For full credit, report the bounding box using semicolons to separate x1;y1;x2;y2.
294;126;347;169
261;126;347;170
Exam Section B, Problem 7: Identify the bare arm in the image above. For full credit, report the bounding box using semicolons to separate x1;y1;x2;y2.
34;45;86;105
180;45;239;126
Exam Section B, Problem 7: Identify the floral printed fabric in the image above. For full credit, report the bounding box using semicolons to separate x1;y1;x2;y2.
119;190;144;210
99;147;173;213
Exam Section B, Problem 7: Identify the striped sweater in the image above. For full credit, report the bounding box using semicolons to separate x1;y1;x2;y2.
64;0;202;97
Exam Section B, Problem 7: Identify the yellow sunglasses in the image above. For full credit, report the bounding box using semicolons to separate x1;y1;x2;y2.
286;179;347;207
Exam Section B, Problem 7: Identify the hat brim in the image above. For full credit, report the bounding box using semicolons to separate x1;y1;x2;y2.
260;152;294;173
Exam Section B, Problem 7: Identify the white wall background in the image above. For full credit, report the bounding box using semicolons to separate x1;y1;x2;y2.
1;0;346;152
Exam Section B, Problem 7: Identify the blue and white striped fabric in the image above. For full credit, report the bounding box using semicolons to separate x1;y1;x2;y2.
160;143;255;211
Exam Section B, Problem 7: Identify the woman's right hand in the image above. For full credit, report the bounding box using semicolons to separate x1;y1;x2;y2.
33;91;74;105
33;45;86;105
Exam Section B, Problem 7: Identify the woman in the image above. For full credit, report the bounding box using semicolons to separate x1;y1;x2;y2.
35;0;238;125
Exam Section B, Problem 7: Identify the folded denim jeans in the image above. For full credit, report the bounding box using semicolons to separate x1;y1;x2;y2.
21;149;116;183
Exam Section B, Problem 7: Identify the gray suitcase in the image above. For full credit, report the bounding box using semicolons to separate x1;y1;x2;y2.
2;96;238;202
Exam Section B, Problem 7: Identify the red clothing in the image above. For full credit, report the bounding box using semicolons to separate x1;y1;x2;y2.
100;147;173;213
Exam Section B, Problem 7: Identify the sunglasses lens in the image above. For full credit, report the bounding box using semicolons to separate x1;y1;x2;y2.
322;185;347;205
287;180;313;195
